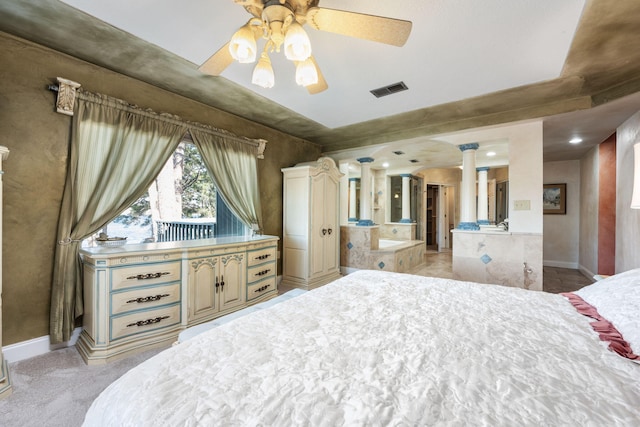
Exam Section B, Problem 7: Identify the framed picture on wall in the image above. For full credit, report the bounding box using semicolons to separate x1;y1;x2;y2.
543;183;566;214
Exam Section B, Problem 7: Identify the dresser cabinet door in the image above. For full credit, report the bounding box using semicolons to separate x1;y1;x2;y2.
218;253;245;312
188;257;219;322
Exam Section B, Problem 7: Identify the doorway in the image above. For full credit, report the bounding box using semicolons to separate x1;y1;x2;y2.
424;184;455;252
425;185;439;251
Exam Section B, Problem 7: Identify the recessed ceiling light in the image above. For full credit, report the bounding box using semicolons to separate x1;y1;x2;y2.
382;162;389;168
486;151;496;157
569;137;583;144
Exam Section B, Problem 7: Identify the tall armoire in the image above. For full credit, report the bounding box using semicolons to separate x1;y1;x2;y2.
281;157;342;290
0;146;10;399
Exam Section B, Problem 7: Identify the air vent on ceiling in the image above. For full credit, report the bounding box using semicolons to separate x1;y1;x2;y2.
393;150;405;155
409;159;419;163
370;81;408;98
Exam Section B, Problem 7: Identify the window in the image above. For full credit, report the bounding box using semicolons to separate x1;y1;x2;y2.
88;141;246;245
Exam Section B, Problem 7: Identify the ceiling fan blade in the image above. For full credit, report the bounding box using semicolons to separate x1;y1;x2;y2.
198;42;233;76
306;56;328;95
305;7;412;47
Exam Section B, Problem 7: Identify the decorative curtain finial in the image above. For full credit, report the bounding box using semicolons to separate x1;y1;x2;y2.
55;77;81;116
257;139;267;159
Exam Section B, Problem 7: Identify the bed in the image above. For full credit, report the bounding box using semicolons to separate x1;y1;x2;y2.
83;269;640;426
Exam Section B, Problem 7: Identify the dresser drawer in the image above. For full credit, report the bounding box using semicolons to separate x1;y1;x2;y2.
247;261;276;284
110;303;180;341
111;261;181;291
111;282;181;316
247;246;277;267
247;277;276;301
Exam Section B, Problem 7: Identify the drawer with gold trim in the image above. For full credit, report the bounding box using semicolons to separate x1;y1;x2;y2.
247;277;277;301
247;261;276;284
247;246;277;267
111;261;181;291
111;282;181;315
110;303;180;341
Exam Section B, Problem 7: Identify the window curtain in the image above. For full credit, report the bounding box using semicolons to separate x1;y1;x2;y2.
190;129;263;233
50;92;187;343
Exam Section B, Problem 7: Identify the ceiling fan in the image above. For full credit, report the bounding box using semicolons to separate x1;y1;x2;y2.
198;0;412;94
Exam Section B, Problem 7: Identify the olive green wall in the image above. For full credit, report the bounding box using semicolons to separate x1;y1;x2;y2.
0;32;321;345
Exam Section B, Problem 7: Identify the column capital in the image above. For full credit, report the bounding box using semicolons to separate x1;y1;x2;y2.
399;173;412;178
349;177;361;182
356;157;375;164
458;143;479;152
476;166;490;172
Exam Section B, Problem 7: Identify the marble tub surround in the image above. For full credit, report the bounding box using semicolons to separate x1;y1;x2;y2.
452;230;542;290
341;225;425;274
379;223;416;240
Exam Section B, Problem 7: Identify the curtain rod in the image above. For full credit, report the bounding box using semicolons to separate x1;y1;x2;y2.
47;81;268;152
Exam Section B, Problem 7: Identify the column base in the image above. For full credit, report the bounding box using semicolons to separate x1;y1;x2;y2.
477;219;490;225
356;219;375;226
399;218;412;224
457;222;480;230
348;217;358;222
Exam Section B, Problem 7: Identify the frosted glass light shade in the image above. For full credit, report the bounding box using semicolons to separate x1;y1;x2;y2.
229;24;257;63
252;53;275;88
284;22;312;61
632;143;640;208
295;58;318;86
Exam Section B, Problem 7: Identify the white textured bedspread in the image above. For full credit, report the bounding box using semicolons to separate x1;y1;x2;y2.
84;270;640;426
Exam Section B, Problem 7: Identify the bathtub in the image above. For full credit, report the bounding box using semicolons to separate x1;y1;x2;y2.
378;239;408;249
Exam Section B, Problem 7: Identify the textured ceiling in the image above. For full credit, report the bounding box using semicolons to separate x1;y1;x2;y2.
1;0;640;170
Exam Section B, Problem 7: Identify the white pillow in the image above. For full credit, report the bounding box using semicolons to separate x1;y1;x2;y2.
574;268;640;355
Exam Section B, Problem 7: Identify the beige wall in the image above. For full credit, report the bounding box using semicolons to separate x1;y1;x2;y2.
579;147;599;276
0;33;321;345
616;110;640;272
543;160;581;268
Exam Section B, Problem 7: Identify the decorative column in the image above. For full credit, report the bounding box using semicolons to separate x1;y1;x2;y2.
399;174;412;223
458;143;480;230
338;161;350;226
0;146;10;399
356;157;375;226
348;178;360;222
477;167;490;225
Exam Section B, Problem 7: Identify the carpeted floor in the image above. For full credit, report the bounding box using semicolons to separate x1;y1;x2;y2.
0;260;593;426
0;345;168;427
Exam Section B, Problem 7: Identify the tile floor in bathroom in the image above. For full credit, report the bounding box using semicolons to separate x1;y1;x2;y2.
413;249;594;293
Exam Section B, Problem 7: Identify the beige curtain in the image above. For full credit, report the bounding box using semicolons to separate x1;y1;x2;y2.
50;92;187;343
190;129;263;233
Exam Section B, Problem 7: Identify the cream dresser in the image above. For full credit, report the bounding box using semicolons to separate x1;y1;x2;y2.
77;235;278;364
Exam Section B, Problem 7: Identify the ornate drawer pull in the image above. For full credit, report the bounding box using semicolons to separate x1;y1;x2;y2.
126;315;170;328
126;294;170;304
254;284;271;293
254;254;272;261
255;269;271;277
126;272;171;280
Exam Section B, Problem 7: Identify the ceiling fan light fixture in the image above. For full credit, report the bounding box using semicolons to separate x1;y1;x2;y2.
229;23;257;63
295;58;318;86
284;22;312;61
252;52;275;88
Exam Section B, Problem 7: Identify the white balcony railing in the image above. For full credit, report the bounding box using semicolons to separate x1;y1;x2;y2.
156;219;216;242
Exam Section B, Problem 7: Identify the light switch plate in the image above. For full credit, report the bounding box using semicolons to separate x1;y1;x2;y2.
513;200;531;210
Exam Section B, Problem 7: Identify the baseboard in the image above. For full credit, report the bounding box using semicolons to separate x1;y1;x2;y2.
578;264;597;281
2;327;82;363
340;266;361;275
543;260;579;269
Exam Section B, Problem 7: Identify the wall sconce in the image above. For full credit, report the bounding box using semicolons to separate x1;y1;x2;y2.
632;143;640;209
